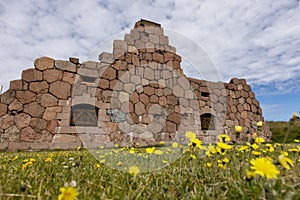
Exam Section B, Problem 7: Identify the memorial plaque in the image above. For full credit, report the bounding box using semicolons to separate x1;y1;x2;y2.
70;104;99;126
201;113;215;130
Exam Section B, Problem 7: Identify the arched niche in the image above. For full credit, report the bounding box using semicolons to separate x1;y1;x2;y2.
70;104;99;127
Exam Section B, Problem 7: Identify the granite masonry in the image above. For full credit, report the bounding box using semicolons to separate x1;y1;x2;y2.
0;19;271;150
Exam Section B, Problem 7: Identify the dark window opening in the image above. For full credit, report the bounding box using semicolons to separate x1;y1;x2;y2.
70;104;99;126
200;113;215;130
81;76;97;83
201;92;209;97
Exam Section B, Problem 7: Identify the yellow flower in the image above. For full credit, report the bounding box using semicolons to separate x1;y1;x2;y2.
252;151;261;156
76;146;81;151
294;139;300;143
146;147;155;154
278;154;294;170
129;148;135;154
257;121;263;127
172;142;179;148
100;159;105;163
96;164;101;168
252;132;258;139
235;126;243;133
206;162;212;167
45;157;52;162
250;157;279;179
160;141;165;145
154;150;163;155
129;166;139;176
13;156;19;160
292;112;297;119
58;187;78;200
255;137;265;144
216;142;233;150
190;154;196;159
186;131;196;140
218;134;230;143
189;138;202;148
246;169;256;181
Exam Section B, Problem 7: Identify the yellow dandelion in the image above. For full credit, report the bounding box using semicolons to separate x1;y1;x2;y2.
58;187;78;200
162;160;168;164
146;147;155;154
206;162;212;167
45;157;52;162
13;156;19;160
250;157;279;179
76;146;81;151
218;134;230;143
294;139;299;143
96;164;101;168
255;137;265;144
246;169;256;181
186;131;196;140
278;154;294;170
160;141;165;145
252;151;261;156
154;150;163;155
265;144;274;152
257;121;263;127
129;166;139;176
216;142;233;150
100;159;105;163
190;154;196;159
172;142;179;148
235;125;243;133
218;163;226;169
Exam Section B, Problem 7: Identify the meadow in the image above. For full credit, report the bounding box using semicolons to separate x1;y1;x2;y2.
0;132;299;200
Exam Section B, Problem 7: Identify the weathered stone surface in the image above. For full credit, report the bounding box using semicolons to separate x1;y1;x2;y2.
30;118;47;132
148;104;162;115
62;72;75;84
34;56;55;71
44;69;63;83
78;68;99;77
99;52;114;64
24;102;45;118
37;93;58;107
135;102;146;115
0;103;7;116
1;90;15;104
1;114;14;129
36;130;53;142
16;90;36;104
52;134;79;143
20;126;36;142
101;67;116;80
118;92;129;103
3;125;20;142
22;68;43;82
49;81;71;99
8;99;23;112
14;113;31;129
9;80;25;90
144;86;155;96
55;60;77;72
29;81;49;93
47;120;59;133
43;107;61;121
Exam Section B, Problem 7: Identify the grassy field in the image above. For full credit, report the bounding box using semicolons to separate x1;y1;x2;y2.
0;133;299;199
268;119;300;143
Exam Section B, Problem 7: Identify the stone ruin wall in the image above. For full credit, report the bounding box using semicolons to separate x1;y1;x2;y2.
0;19;271;150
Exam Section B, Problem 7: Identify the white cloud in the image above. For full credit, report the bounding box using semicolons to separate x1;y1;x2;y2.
0;0;299;100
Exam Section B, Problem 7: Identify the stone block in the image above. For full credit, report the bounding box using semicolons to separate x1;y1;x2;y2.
34;56;55;71
62;72;75;84
8;143;30;151
0;103;7;117
153;52;164;63
82;61;98;69
69;57;79;64
24;102;45;118
1;114;14;129
101;67;116;81
22;68;43;82
43;106;61;121
44;69;63;83
1;90;15;104
49;81;71;99
159;35;169;45
29;81;49;94
37;93;58;107
3;125;20;142
30;142;50;150
9;80;24;90
78;68;99;77
16;90;36;104
124;34;134;45
20;126;36;142
99;52;114;64
55;60;77;72
14;113;31;129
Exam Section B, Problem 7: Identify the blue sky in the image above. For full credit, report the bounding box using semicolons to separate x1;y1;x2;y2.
0;0;299;121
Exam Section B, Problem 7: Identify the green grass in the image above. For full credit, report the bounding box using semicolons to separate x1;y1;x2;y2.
0;141;299;199
268;119;300;143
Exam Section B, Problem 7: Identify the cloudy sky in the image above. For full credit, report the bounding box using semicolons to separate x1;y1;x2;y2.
0;0;299;121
